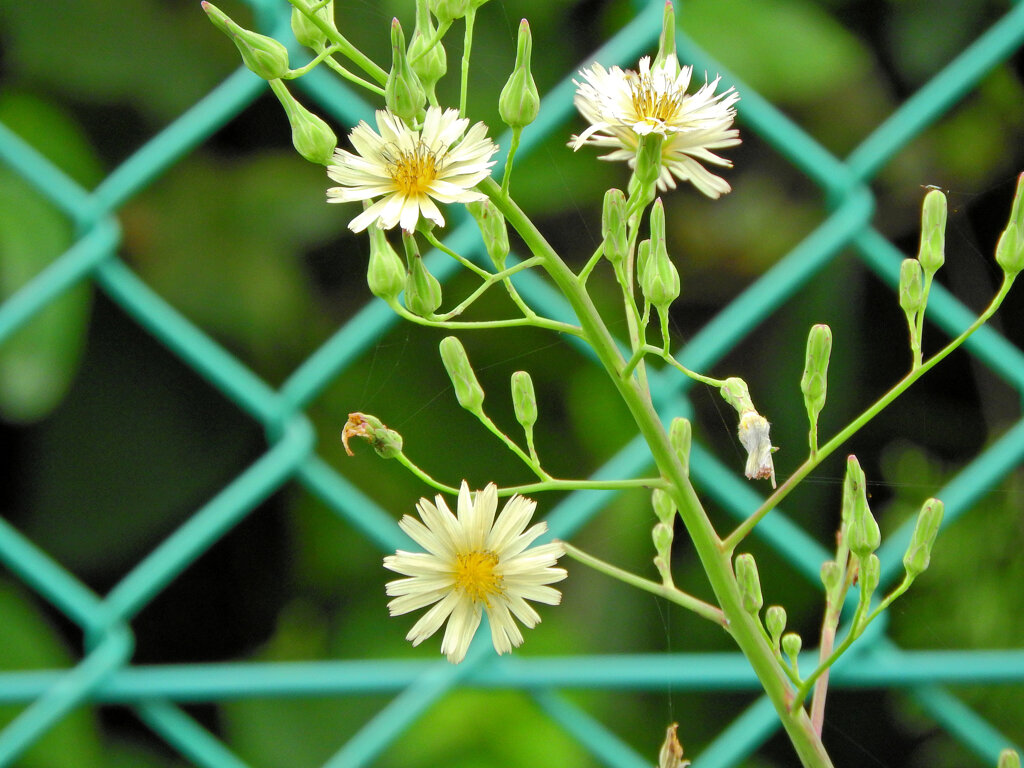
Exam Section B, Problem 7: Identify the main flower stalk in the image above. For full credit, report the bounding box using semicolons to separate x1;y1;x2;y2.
481;176;835;768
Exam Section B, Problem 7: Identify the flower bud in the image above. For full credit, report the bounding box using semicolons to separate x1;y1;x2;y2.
903;497;944;579
386;18;426;122
499;20;540;130
404;255;442;316
820;560;843;593
652;521;674;558
430;0;471;24
996;174;1024;277
918;188;947;275
654;0;676;69
781;632;802;661
998;749;1021;768
639;201;679;308
636;239;652;283
341;412;403;458
466;200;509;268
202;2;290;80
510;370;537;430
858;552;880;599
601;188;628;267
634;133;664;189
408;0;447;96
844;456;880;559
273;84;337;165
800;323;831;416
898;258;924;315
734;553;763;615
651;488;676;526
669;417;691;478
367;226;406;301
291;0;337;49
439;336;485;413
765;605;787;646
840;454;865;526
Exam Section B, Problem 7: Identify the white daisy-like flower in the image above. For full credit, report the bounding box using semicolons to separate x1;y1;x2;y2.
383;481;566;664
570;56;740;198
327;106;499;233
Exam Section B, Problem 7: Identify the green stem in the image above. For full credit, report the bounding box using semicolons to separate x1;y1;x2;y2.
723;273;1015;554
501;128;523;195
809;550;853;735
422;230;492;280
474;409;552;480
578;242;605;284
286;0;387;84
482;176;834;768
387;299;582;336
322;57;385;96
284;44;341;78
561;542;727;628
434;256;543;320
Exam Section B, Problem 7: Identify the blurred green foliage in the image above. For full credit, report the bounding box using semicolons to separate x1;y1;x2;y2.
1;0;1023;766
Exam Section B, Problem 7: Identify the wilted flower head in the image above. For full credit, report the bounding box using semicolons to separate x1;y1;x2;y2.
738;410;776;489
658;723;691;768
570;56;740;198
327;106;498;232
384;482;566;664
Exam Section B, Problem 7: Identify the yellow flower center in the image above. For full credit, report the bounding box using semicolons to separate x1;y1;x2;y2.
630;75;684;126
454;550;502;603
386;142;442;196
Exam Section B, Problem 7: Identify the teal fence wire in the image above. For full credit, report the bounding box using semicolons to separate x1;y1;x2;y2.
2;0;1024;766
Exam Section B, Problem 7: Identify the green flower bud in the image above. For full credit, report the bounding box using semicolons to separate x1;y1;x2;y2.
998;749;1021;768
765;605;787;647
652;521;674;558
273;84;337;165
844;456;880;559
408;0;447;96
654;0;677;69
291;0;337;49
639;201;679;308
386;19;426;122
636;239;652;284
903;497;944;579
202;2;290;81
996;174;1024;277
669;417;692;478
800;323;831;414
634;133;664;189
820;560;842;593
735;553;763;615
840;454;865;526
439;336;485;413
510;370;537;430
781;632;802;661
651;488;676;526
499;20;540;130
898;258;924;315
720;377;755;416
918;188;947;275
341;412;403;458
601;188;628;267
367;226;406;301
404;255;442;316
858;552;880;599
430;0;471;24
466;200;509;268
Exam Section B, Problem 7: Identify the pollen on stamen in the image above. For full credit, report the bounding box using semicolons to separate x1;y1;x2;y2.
388;142;442;196
454;550;502;603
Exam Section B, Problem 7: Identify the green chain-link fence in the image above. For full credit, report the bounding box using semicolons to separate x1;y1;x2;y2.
2;0;1024;765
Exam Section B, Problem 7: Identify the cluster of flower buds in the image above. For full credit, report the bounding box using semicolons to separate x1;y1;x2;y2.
651;488;676;584
899;188;948;364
